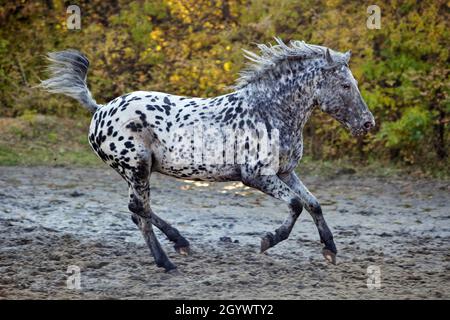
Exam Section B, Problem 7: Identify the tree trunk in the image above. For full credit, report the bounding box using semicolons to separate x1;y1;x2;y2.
434;108;448;159
221;0;231;21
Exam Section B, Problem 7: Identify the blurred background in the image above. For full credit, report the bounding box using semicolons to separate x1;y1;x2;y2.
0;0;448;176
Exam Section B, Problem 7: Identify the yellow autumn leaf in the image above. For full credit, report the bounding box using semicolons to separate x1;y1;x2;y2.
150;29;163;41
169;74;181;83
223;62;232;72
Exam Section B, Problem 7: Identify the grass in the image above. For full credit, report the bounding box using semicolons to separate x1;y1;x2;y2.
0;114;448;179
297;156;448;179
0;115;99;167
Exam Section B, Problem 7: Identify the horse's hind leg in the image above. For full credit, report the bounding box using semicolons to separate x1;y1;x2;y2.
131;210;190;255
125;154;177;272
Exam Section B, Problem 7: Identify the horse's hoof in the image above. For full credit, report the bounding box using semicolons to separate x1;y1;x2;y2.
260;235;272;253
322;248;337;265
176;246;190;256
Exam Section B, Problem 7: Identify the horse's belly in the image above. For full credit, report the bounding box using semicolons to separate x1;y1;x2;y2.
155;163;241;182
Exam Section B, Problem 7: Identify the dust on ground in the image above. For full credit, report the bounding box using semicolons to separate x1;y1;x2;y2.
0;166;448;299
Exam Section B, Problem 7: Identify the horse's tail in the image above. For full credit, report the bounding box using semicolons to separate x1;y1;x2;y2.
39;50;100;114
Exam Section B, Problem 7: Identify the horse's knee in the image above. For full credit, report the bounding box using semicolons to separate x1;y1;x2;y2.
128;196;144;214
307;198;322;215
128;194;150;217
289;198;303;216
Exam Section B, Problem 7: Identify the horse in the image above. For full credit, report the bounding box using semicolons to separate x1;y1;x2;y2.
40;38;375;272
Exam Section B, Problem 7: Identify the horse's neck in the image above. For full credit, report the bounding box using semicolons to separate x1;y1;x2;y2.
243;75;319;133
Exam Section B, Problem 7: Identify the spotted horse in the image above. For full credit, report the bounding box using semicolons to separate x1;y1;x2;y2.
40;38;375;272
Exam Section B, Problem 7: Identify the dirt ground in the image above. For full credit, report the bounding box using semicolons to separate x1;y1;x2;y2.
0;166;448;299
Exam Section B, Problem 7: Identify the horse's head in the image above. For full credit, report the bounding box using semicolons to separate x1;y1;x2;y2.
316;49;375;136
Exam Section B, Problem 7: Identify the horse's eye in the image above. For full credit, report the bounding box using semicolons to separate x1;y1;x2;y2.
342;84;351;90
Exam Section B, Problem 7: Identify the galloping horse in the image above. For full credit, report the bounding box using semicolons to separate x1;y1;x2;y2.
40;38;375;272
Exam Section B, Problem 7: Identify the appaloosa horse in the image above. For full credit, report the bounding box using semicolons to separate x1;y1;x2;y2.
40;38;375;272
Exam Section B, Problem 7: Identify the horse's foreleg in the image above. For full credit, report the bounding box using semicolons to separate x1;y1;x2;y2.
241;174;303;252
280;172;337;264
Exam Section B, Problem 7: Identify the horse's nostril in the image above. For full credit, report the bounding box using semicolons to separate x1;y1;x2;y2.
363;121;373;130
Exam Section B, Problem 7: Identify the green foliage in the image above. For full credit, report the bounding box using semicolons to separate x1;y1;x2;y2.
0;0;448;170
379;107;431;148
377;107;431;163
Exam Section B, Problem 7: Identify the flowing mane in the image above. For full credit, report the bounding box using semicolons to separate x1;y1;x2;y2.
235;38;346;89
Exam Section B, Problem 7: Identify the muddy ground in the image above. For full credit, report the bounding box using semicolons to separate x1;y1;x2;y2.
0;166;448;299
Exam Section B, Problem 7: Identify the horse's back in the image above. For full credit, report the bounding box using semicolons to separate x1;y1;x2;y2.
87;90;219;176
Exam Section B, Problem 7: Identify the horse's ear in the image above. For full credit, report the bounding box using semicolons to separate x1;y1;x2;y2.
344;50;352;63
325;48;334;64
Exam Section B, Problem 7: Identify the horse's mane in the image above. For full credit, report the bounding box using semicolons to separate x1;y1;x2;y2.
234;38;345;89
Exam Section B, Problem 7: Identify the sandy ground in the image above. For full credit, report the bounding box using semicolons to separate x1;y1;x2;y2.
0;166;448;299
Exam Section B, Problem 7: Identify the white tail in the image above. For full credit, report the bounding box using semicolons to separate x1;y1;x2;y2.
39;50;100;113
